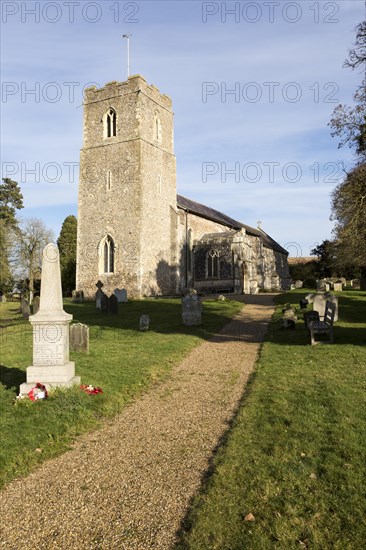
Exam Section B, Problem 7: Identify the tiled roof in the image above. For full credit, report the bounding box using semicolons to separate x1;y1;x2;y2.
176;194;288;255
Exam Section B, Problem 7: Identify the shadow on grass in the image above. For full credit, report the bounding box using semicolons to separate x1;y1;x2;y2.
0;365;26;390
174;368;259;549
64;299;243;341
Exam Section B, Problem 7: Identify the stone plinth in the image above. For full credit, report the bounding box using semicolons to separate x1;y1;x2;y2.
19;244;80;395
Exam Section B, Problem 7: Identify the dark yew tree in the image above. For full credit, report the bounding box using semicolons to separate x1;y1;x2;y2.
57;215;77;293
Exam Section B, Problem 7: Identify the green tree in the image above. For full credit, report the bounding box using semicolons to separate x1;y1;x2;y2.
329;20;366;278
310;240;339;279
0;178;24;293
57;215;77;292
331;164;366;274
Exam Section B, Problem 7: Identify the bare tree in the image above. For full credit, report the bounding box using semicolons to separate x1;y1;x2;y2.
15;218;54;301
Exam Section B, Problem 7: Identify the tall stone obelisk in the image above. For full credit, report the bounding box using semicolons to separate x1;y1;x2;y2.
19;243;80;394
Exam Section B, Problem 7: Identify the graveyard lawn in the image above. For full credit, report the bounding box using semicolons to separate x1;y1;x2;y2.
0;297;242;489
176;289;366;549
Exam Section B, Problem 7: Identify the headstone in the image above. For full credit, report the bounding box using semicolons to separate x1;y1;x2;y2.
182;294;202;326
108;294;118;314
19;243;80;395
21;297;30;319
218;294;226;301
70;323;89;353
95;289;104;310
305;293;315;304
32;295;40;315
72;290;84;303
317;280;327;292
139;314;150;331
333;281;343;292
0;295;6;303
313;292;338;322
325;283;330;292
100;292;108;313
290;284;296;290
282;305;297;321
294;280;303;289
114;288;128;303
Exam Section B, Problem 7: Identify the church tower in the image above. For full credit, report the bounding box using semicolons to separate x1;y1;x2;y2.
76;75;178;298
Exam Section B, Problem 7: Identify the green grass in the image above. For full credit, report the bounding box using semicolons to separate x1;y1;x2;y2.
0;297;243;489
176;290;366;550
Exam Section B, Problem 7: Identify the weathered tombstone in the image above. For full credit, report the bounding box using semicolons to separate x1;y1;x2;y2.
114;288;128;303
108;294;118;315
325;283;330;292
70;323;89;353
333;281;343;292
317;280;326;292
218;294;226;301
313;292;338;322
182;294;202;326
21;297;31;320
32;295;40;315
19;243;80;395
100;292;108;313
95;289;104;310
294;280;303;289
72;290;84;303
0;295;6;303
290;284;296;290
305;293;315;304
139;314;150;331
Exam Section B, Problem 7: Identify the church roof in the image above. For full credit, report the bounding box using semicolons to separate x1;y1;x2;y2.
176;194;288;255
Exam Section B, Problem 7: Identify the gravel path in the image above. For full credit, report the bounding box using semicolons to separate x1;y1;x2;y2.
0;294;275;549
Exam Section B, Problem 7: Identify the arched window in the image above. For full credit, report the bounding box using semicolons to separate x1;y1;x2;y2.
100;235;115;274
104;108;116;138
207;250;219;278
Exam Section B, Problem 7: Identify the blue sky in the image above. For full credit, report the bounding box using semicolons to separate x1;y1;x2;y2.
1;0;365;257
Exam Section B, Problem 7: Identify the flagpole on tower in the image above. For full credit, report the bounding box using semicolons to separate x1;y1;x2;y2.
122;34;131;79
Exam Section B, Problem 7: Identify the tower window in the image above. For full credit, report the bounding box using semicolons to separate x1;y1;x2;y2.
206;250;219;278
104;108;117;138
100;235;115;274
107;170;112;191
154;113;162;143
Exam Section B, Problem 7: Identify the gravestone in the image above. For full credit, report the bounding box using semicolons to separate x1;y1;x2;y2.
32;295;40;315
19;243;80;395
21;297;30;319
95;289;104;310
72;290;84;303
313;292;338;322
100;292;108;313
182;294;202;326
305;293;315;304
70;323;89;353
294;280;303;289
108;294;118;314
0;295;6;303
139;315;150;331
333;281;343;292
114;288;127;303
317;280;327;292
325;283;330;292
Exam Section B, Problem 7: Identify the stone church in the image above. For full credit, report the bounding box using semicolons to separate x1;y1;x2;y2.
76;75;290;298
